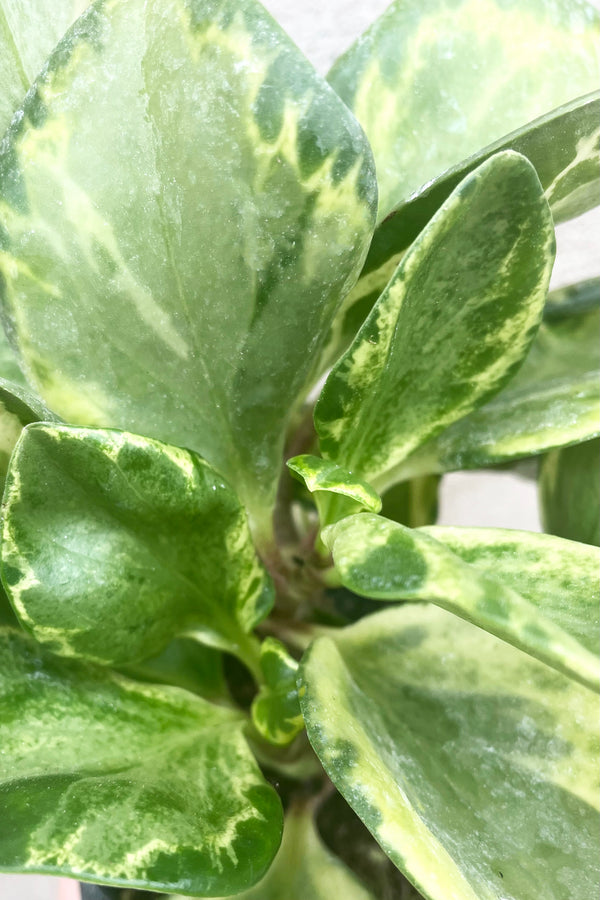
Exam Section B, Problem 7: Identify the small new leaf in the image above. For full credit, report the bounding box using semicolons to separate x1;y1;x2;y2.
251;638;304;747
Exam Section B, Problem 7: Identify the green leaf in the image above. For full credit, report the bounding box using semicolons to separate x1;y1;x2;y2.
287;453;381;528
315;152;554;491
398;306;600;478
251;638;304;747
118;637;228;702
299;604;600;900
544;276;600;320
325;513;599;691
0;0;376;536
0;423;273;667
0;626;282;894
0;376;57;490
0;0;90;136
328;0;599;222
539;438;600;546
421;524;600;658
170;800;375;900
338;93;600;334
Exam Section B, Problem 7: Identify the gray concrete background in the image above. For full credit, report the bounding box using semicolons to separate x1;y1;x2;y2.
2;1;598;897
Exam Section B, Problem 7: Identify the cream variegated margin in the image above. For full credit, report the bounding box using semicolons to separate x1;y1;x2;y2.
0;626;282;894
324;513;600;691
328;0;600;222
315;152;555;490
299;604;600;900
1;423;273;668
0;0;376;540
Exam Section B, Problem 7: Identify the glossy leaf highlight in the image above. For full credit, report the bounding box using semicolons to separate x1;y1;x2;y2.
0;0;377;532
1;424;273;665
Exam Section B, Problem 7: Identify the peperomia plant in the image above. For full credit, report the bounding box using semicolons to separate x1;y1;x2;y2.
0;0;598;898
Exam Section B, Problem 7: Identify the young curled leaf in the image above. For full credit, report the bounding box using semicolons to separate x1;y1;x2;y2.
1;424;273;667
287;454;381;528
251;638;304;747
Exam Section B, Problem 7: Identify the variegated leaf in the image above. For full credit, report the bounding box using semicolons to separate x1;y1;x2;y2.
251;638;304;747
315;153;554;491
299;604;600;900
422;524;600;655
0;0;376;540
118;636;228;701
170;801;376;900
316;792;424;900
328;0;599;223
0;377;56;488
324;513;599;691
0;423;273;668
287;453;381;528
0;0;90;136
397;305;600;479
539;438;600;546
0;626;282;894
335;93;600;340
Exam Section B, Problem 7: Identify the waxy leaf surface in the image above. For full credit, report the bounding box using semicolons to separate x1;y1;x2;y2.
328;0;600;222
539;438;600;546
400;305;600;478
299;604;600;900
326;513;599;690
0;627;282;894
1;424;273;665
315;153;554;490
0;0;90;135
171;802;375;900
0;0;376;532
343;93;600;328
